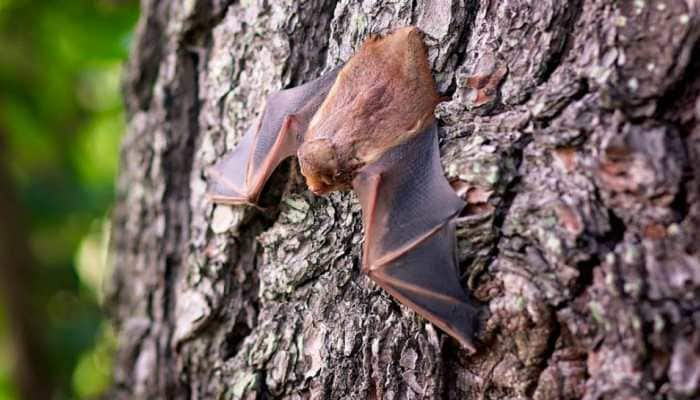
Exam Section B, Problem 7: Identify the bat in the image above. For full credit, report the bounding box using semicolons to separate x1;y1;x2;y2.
208;26;478;352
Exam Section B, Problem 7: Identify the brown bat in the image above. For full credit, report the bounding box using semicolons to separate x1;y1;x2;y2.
208;27;478;352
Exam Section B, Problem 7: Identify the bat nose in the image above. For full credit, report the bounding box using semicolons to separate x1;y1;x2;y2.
306;175;334;195
309;184;330;195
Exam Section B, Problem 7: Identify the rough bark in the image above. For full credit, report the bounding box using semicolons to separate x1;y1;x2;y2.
109;0;700;399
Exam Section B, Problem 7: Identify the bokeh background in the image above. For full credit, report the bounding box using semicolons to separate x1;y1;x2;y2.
0;0;139;398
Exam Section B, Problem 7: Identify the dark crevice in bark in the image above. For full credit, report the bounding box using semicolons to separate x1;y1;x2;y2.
123;3;169;115
659;43;699;224
217;232;263;361
257;160;295;213
259;369;271;400
179;0;236;44
409;0;417;23
158;43;202;397
569;254;599;303
284;0;339;85
442;0;481;98
442;338;471;397
487;133;533;264
669;178;689;222
527;317;562;398
538;0;584;85
221;321;252;360
656;36;700;120
533;78;590;130
161;257;178;398
602;208;626;252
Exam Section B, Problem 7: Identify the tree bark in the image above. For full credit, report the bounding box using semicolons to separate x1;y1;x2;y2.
109;0;700;399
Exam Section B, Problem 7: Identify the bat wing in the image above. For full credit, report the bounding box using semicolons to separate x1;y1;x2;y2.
208;68;340;205
352;123;478;352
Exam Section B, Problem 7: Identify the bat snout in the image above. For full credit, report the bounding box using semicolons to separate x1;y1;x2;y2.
300;167;338;195
299;165;332;194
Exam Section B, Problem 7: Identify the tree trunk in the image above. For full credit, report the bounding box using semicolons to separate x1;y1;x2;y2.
109;0;700;398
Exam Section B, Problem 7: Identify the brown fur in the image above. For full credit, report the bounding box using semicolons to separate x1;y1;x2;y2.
298;26;440;194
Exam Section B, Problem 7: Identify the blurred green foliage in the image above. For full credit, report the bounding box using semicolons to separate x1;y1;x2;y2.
0;0;138;398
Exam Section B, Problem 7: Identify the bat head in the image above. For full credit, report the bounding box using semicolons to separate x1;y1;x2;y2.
298;138;350;194
297;26;441;196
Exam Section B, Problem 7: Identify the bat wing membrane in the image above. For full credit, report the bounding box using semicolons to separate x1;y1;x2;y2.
208;68;341;205
353;123;478;352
